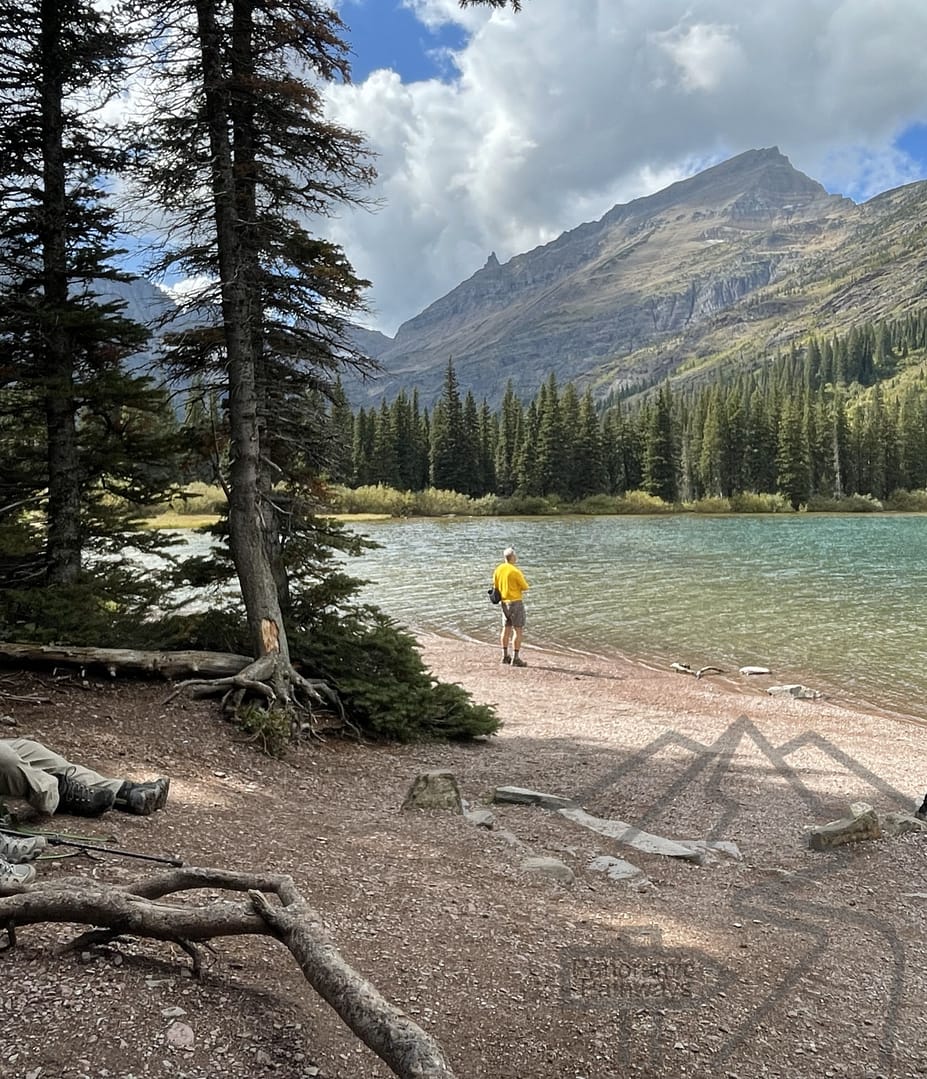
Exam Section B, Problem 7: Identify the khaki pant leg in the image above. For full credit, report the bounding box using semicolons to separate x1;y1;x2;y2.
0;738;122;814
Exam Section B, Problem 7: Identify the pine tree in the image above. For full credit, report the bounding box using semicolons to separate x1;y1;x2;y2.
573;389;607;497
351;408;375;486
326;378;355;485
461;391;482;496
0;0;168;587
371;401;399;487
776;397;810;509
477;400;497;496
410;390;430;491
493;381;522;496
860;385;889;499
642;384;677;502
698;388;726;497
534;373;565;495
898;388;927;491
830;386;850;498
136;0;374;690
430;360;469;492
514;400;542;495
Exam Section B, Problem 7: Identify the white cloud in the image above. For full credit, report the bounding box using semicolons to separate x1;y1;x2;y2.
325;0;927;336
655;23;746;92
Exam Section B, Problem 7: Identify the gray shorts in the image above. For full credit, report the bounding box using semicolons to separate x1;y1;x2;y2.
502;600;526;628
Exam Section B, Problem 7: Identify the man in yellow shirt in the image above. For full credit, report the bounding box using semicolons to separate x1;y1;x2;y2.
492;546;530;667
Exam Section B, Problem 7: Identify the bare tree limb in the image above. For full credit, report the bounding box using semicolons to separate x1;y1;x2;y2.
0;867;457;1079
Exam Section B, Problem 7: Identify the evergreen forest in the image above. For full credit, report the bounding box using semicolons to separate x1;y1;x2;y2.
2;0;924;747
337;312;927;512
0;0;519;745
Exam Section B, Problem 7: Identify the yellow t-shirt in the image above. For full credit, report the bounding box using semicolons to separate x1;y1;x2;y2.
493;562;529;602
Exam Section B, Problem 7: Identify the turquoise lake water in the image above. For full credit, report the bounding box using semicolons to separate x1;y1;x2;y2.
343;514;927;721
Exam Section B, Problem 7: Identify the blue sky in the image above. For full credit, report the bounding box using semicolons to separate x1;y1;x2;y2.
895;123;927;179
342;1;467;83
323;1;927;336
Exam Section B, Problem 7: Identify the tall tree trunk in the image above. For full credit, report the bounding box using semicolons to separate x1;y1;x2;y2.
195;0;289;663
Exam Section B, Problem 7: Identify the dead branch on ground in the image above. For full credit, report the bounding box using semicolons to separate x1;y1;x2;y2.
0;866;456;1079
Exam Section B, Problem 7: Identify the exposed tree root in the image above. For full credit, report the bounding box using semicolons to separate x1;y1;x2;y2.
164;652;358;741
0;867;457;1079
0;641;356;743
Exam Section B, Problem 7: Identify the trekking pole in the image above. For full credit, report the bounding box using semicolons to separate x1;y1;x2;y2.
0;826;184;867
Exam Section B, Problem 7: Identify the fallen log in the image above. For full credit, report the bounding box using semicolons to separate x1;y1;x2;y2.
0;642;253;680
0;641;350;742
0;866;457;1079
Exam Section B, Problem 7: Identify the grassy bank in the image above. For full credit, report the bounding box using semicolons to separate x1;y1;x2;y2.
133;481;927;529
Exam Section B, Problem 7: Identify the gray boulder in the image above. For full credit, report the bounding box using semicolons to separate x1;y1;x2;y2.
520;856;574;884
808;803;880;850
401;770;463;813
881;811;927;837
492;786;577;810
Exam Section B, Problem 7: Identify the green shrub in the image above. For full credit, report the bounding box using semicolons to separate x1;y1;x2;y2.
884;488;927;511
329;484;500;518
408;487;479;516
728;491;793;513
614;490;674;514
567;494;622;515
143;482;227;518
145;594;500;745
683;496;733;514
328;484;414;516
288;604;499;742
492;494;561;515
234;704;292;758
805;493;883;512
466;494;501;516
0;561;171;648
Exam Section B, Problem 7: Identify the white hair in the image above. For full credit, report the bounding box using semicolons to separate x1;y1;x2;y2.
503;546;516;559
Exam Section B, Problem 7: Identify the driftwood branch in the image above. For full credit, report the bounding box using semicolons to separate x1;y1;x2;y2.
0;867;456;1079
671;661;725;679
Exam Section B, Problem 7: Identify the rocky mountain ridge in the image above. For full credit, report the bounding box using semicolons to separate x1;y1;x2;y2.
346;147;927;408
103;148;927;410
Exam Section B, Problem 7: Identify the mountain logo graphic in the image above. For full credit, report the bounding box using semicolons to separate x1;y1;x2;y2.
559;715;909;1075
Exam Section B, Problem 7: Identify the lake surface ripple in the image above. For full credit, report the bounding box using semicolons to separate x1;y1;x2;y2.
346;514;927;722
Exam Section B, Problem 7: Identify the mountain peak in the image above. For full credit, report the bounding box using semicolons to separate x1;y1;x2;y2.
602;146;833;230
332;149;922;409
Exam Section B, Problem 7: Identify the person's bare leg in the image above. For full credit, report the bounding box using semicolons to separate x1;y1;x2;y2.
512;626;527;666
501;623;512;663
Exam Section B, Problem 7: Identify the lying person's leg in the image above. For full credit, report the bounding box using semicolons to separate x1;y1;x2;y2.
1;739;168;817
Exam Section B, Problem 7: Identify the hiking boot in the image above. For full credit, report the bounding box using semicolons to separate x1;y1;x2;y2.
511;656;527;667
501;654;512;664
117;777;170;816
0;832;47;864
0;856;36;886
56;769;116;817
